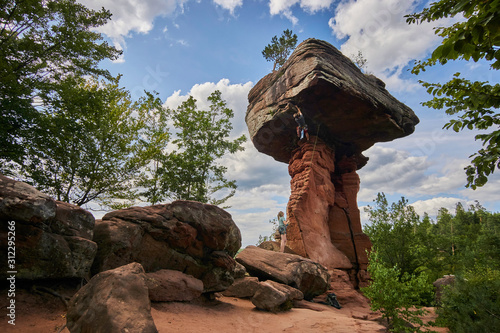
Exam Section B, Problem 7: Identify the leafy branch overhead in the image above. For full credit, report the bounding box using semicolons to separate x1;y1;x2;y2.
262;29;298;71
406;0;500;189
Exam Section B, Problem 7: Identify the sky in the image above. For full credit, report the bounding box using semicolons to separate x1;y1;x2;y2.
78;0;500;247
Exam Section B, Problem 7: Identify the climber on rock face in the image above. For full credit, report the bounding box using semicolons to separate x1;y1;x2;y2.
291;103;310;141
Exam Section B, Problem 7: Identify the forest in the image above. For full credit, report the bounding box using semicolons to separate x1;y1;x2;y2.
362;193;500;332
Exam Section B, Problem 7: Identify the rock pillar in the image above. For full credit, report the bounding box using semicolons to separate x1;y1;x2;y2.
286;137;352;270
286;139;372;287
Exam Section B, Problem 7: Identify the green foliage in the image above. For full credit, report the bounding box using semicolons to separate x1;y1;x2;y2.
0;0;121;165
15;76;149;208
351;50;368;72
437;267;500;332
261;29;298;71
362;250;435;332
363;193;500;332
406;0;500;189
433;202;500;274
364;193;439;284
158;90;246;206
134;96;171;205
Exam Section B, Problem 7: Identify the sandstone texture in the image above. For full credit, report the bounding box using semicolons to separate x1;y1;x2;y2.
91;201;241;293
222;276;261;298
145;269;204;302
236;245;330;300
246;39;419;286
251;280;304;312
246;38;419;164
0;175;97;280
66;262;158;333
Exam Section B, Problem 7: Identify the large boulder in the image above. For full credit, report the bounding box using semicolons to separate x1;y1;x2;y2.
0;175;97;280
66;262;157;333
251;280;304;312
433;275;456;304
222;276;261;298
236;246;330;300
246;38;419;164
91;201;241;293
145;269;204;302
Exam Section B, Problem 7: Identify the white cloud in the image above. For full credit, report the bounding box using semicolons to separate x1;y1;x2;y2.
79;0;186;53
410;197;474;220
213;0;243;14
268;0;334;24
163;78;253;136
79;0;243;54
328;0;452;91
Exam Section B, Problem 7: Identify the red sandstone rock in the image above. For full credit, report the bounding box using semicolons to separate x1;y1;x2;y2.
91;200;241;293
67;262;158;333
145;269;204;302
245;39;418;287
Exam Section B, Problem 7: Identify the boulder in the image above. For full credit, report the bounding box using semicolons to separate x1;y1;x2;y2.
236;246;329;300
222;276;260;298
91;201;241;293
251;280;303;312
257;240;296;254
433;275;455;304
145;269;204;302
233;262;247;279
0;175;97;280
246;38;419;164
66;262;157;333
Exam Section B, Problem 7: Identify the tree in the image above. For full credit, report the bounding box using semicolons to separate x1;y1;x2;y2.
406;0;500;189
159;90;246;206
0;0;121;166
18;75;151;208
134;96;171;205
262;29;298;71
364;193;436;278
362;250;434;333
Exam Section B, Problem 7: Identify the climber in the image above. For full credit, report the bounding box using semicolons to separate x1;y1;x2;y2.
291;103;310;141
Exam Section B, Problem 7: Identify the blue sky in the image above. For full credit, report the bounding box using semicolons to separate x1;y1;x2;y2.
79;0;500;247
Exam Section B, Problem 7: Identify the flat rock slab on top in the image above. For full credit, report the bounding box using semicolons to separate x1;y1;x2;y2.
246;38;419;165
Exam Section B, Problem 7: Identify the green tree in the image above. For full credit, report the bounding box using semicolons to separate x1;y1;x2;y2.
134;95;171;205
406;0;500;189
0;0;121;166
364;193;437;278
18;75;149;208
159;90;246;206
362;250;435;332
437;267;500;332
262;29;298;71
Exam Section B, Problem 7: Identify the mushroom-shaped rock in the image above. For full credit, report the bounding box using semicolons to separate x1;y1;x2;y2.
246;38;419;164
245;39;419;288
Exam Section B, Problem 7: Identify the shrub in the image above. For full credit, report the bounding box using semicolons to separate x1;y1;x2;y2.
362;250;436;332
437;267;500;332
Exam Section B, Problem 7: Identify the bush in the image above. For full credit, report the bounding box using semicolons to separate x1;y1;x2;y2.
362;250;436;332
437;267;500;332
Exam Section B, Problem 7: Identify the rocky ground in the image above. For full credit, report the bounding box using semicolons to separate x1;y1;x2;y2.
1;282;447;333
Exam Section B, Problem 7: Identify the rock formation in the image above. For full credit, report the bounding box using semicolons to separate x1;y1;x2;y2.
66;262;158;333
145;269;204;302
246;38;419;287
0;175;97;280
236;245;330;300
91;201;242;293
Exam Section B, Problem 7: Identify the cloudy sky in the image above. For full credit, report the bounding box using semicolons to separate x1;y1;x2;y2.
79;0;500;247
